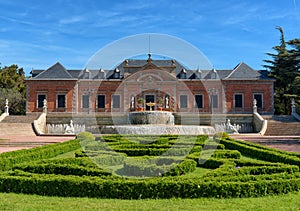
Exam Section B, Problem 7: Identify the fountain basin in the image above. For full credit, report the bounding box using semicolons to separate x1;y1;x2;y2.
101;125;215;135
129;111;174;125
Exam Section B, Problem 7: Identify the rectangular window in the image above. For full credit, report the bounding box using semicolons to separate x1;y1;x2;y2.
112;95;120;108
57;94;66;108
97;95;106;108
254;94;263;108
180;95;188;108
82;95;89;108
234;94;243;108
211;94;218;108
37;94;46;108
195;95;203;108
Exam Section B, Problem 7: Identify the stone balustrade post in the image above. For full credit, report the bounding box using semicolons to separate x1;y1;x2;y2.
43;99;48;114
291;98;296;114
253;99;257;113
4;99;9;114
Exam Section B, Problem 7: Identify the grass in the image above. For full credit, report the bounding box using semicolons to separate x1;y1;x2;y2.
0;192;299;210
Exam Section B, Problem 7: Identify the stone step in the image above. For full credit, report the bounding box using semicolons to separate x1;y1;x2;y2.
0;123;36;136
1;113;41;123
265;120;300;136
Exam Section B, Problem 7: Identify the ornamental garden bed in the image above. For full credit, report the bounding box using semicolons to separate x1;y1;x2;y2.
0;132;299;199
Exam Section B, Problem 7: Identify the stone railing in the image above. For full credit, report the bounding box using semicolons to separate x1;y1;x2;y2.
33;99;47;135
252;99;268;135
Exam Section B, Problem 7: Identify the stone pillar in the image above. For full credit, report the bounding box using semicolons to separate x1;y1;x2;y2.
43;99;47;114
253;99;257;113
291;98;296;114
4;99;9;114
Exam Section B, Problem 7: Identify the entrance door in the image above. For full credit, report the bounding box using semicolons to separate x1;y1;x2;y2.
145;95;155;111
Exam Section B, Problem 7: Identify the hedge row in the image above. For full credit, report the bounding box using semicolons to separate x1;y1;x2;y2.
220;138;300;167
122;158;197;177
219;137;300;158
114;146;202;157
0;172;299;198
205;164;299;177
0;139;81;171
12;163;112;177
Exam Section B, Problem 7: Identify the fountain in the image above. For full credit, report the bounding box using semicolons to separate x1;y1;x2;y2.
46;120;85;135
101;110;215;135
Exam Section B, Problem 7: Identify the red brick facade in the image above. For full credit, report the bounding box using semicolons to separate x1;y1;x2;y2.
26;59;274;114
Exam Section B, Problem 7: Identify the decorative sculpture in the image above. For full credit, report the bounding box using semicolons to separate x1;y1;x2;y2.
4;99;9;114
43;99;48;114
64;120;75;134
165;96;169;109
253;98;257;113
291;98;296;113
225;119;240;134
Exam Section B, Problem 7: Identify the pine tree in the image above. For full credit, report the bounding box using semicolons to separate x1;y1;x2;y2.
263;27;298;114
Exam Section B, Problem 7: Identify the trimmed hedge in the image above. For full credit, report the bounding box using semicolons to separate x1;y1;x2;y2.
0;139;81;171
220;138;300;167
13;163;112;177
0;172;299;198
122;158;197;177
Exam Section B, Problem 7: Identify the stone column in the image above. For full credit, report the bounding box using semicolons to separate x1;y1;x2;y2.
4;99;9;114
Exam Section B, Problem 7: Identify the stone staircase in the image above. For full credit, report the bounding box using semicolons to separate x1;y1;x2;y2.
264;115;300;136
0;113;40;136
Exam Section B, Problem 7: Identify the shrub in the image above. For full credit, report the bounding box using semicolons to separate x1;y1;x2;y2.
0;139;80;171
76;132;95;142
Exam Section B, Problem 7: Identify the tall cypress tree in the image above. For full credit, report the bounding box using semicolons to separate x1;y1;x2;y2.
263;26;298;114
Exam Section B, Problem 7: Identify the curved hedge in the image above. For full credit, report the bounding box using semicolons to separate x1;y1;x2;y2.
0;171;299;198
1;134;300;199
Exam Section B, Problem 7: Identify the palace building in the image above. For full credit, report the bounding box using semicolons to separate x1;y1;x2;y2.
26;54;274;115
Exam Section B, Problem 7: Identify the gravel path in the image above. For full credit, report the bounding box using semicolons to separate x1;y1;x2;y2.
1;134;299;154
0;135;75;154
230;135;300;153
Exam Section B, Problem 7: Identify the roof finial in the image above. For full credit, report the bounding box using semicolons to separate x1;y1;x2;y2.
147;53;152;63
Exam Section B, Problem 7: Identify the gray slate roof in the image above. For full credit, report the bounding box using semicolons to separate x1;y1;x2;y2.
29;60;272;81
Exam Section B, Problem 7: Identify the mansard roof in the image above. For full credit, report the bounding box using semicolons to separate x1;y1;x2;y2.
29;62;76;80
28;60;272;81
224;62;271;80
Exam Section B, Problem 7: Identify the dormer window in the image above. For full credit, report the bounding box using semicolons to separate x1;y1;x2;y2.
211;68;217;79
179;68;187;79
84;68;90;79
114;68;120;79
196;68;202;79
98;68;106;79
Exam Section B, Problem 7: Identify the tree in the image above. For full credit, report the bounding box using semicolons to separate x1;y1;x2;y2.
0;64;26;115
263;27;299;114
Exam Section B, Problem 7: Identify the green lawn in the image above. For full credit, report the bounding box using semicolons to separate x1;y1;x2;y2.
0;192;299;211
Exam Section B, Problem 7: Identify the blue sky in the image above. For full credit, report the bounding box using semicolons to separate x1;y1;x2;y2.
0;0;299;75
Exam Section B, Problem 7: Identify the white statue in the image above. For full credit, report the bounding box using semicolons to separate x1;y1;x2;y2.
291;98;296;113
226;119;240;134
253;98;257;113
165;96;169;109
4;99;9;114
43;99;47;114
65;120;75;134
131;96;135;109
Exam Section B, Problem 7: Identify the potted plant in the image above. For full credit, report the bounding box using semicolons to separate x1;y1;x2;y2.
156;97;164;111
137;97;144;111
